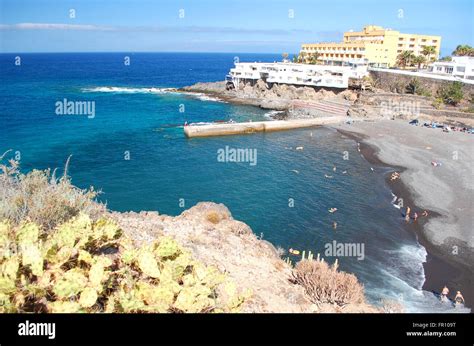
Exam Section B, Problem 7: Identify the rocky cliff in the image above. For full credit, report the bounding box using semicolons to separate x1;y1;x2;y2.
181;80;357;119
110;202;380;313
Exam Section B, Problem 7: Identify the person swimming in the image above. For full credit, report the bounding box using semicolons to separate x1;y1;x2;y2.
289;248;300;255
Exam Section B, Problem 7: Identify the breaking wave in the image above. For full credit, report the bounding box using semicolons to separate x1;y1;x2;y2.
82;86;177;94
81;87;225;103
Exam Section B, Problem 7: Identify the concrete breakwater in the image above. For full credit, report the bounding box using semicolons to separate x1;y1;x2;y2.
184;116;347;138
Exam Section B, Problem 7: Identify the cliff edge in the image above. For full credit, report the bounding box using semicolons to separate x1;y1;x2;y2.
110;202;380;313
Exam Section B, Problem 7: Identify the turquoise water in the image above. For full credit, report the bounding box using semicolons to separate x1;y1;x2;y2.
0;53;466;312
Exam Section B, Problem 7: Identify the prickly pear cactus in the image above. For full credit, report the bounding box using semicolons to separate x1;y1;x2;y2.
137;251;161;278
154;237;180;258
0;214;250;313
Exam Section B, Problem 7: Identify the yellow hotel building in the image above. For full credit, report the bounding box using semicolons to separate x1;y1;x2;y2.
301;25;441;68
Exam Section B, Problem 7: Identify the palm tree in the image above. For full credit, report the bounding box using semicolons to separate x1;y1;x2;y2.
308;52;321;65
439;56;452;62
297;52;307;63
397;51;416;69
421;45;437;62
413;55;427;69
452;44;474;57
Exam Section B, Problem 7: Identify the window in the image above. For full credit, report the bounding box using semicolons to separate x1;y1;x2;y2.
456;66;465;72
445;67;453;74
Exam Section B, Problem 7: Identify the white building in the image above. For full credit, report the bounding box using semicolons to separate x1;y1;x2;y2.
227;61;368;89
427;56;474;80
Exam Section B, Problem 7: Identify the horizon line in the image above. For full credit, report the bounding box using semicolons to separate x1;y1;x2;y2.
0;51;294;55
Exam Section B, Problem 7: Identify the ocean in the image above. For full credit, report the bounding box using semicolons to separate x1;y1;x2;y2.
0;52;467;312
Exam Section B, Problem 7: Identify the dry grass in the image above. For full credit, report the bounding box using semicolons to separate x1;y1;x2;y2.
273;259;287;272
380;299;404;313
0;156;105;230
275;246;286;257
206;211;221;224
292;259;365;307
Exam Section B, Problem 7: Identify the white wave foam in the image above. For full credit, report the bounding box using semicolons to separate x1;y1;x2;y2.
82;87;226;104
384;244;427;290
188;93;225;103
82;86;177;94
398;244;428;265
264;110;284;119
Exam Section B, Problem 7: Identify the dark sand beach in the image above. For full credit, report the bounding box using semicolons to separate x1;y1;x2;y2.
335;120;474;310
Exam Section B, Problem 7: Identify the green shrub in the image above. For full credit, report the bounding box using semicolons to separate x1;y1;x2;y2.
438;82;464;106
405;78;421;94
0;215;250;313
432;97;443;109
405;78;431;96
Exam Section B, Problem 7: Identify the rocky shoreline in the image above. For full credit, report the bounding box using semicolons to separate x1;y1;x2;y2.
180;80;474;126
180;80;357;119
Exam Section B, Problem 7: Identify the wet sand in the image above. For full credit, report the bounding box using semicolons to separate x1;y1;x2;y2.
334;119;474;310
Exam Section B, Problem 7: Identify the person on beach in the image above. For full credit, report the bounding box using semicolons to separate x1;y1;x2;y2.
405;206;411;222
454;291;465;306
422;210;428;217
441;286;449;301
333;221;337;230
413;212;418;221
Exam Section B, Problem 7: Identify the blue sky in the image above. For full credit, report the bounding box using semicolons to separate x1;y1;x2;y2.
0;0;472;55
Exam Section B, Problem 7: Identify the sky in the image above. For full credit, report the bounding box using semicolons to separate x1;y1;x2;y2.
0;0;472;55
